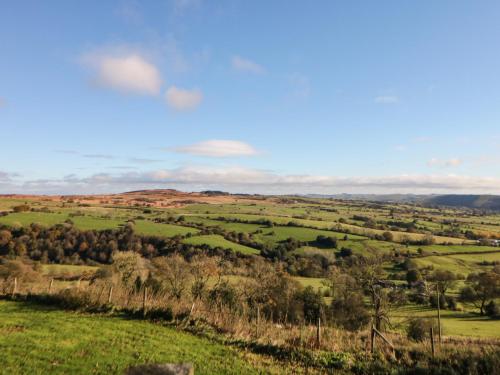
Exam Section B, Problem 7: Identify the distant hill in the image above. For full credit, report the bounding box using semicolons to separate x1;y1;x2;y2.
424;195;500;211
304;193;500;211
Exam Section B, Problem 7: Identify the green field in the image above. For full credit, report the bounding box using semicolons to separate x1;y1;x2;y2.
394;305;500;338
415;252;500;274
183;235;260;255
0;301;273;374
133;220;199;238
0;212;124;231
0;212;70;227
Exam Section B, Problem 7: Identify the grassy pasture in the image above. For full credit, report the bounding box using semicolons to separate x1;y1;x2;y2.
394;305;500;338
292;276;328;293
0;301;270;374
0;212;69;227
0;212;124;231
414;252;500;274
133;220;199;238
185;212;467;245
408;244;500;255
41;264;98;277
183;235;260;255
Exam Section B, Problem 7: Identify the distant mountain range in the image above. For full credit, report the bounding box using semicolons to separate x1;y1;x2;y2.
304;194;500;211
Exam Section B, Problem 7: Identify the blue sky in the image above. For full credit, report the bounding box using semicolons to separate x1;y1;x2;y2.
1;0;500;194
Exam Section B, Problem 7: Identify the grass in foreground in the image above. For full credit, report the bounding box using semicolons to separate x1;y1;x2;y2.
0;300;276;375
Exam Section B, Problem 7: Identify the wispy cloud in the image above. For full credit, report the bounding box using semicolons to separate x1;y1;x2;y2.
172;140;259;157
427;158;463;168
165;86;203;111
128;158;163;164
81;52;162;95
4;168;500;195
83;154;116;160
231;56;265;74
54;149;79;155
0;171;17;182
374;95;399;104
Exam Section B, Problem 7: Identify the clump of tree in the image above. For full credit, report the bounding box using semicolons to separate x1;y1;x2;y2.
459;270;500;316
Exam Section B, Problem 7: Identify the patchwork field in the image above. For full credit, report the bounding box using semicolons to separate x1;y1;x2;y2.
1;191;499;341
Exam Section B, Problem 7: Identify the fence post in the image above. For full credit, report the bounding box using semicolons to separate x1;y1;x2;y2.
430;325;435;358
12;277;18;296
256;306;260;337
370;322;376;354
48;278;54;294
142;287;148;317
107;286;113;304
437;288;442;345
316;317;321;348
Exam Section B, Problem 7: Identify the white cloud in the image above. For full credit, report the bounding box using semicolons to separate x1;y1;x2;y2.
374;95;399;104
82;53;162;95
173;140;259;157
0;171;14;182
83;154;115;160
165;86;203;111
231;56;265;74
5;168;500;195
427;158;463;168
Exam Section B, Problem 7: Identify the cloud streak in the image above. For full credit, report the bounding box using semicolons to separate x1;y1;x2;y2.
231;56;265;74
374;95;399;104
172;140;259;157
3;166;500;195
427;158;463;168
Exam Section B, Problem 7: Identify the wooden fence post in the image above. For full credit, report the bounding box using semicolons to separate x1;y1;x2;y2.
437;288;442;345
316;317;321;348
373;327;395;358
48;278;54;294
12;277;18;296
256;306;260;337
430;326;435;358
370;322;376;354
142;287;148;317
107;286;113;304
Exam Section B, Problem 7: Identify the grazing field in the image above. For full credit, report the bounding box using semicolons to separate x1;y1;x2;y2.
0;212;69;227
182;234;260;255
133;220;199;238
0;301;273;375
394;305;500;338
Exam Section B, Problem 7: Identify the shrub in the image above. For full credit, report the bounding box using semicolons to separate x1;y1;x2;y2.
429;293;447;309
407;318;436;342
331;292;370;331
485;301;499;318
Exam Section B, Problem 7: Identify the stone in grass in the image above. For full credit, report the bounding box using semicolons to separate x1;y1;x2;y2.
125;363;194;375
